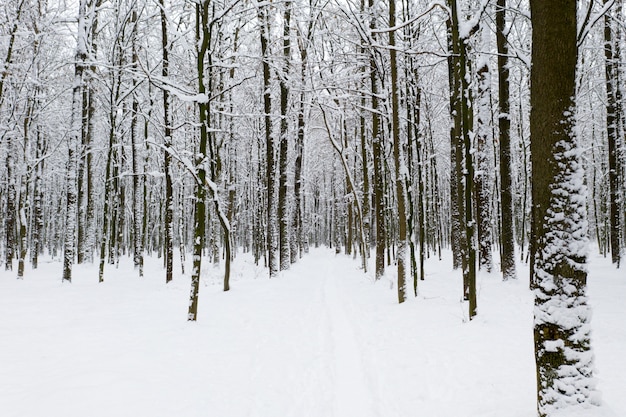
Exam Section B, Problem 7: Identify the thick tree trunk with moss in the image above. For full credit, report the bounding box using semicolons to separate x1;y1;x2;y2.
530;1;595;414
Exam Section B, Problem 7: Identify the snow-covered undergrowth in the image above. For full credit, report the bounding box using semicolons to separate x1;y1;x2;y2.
0;249;623;417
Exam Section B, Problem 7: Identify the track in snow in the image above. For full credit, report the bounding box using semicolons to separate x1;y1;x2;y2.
322;261;378;417
2;248;623;417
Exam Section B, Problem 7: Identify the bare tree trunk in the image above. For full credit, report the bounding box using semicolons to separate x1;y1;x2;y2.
178;184;186;275
292;35;307;261
460;40;476;319
530;1;595;414
370;0;385;280
98;112;117;283
160;0;174;282
388;0;407;303
359;31;371;250
76;0;99;265
63;0;90;282
109;138;120;266
130;6;144;276
31;124;45;270
5;135;16;272
116;151;126;263
402;0;421;294
496;0;516;280
1;0;27;272
259;4;278;277
446;3;463;271
448;0;476;317
412;85;426;289
278;0;291;270
604;0;621;267
188;0;210;321
17;96;35;278
475;29;493;273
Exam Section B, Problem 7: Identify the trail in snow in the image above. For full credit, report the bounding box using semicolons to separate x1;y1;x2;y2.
0;248;624;417
322;261;378;417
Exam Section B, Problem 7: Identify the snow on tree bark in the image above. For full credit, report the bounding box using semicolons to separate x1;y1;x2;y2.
496;0;516;280
31;124;45;270
604;0;622;267
259;4;279;278
188;0;211;321
278;0;292;271
1;0;27;273
291;56;306;262
475;28;494;273
530;1;596;414
446;2;465;273
160;0;174;283
17;96;34;278
5;134;16;271
369;0;385;281
389;0;407;303
448;0;477;317
130;6;144;276
63;0;90;283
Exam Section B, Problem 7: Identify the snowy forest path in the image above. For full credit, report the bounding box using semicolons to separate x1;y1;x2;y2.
319;255;380;417
207;248;382;417
8;248;626;416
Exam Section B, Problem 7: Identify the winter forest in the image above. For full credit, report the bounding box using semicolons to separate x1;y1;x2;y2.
1;0;625;416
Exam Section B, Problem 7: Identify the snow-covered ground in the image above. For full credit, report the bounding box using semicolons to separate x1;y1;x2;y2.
0;248;623;417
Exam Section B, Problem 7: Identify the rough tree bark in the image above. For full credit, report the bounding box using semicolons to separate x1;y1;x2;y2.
530;1;596;414
370;0;385;280
497;0;516;280
448;0;476;317
188;0;210;321
259;3;278;277
389;0;407;303
446;1;464;272
160;0;174;283
130;6;144;276
63;0;90;282
604;0;621;267
278;0;291;270
475;27;493;273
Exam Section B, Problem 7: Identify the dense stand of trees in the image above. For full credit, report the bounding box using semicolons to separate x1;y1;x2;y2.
1;0;624;414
